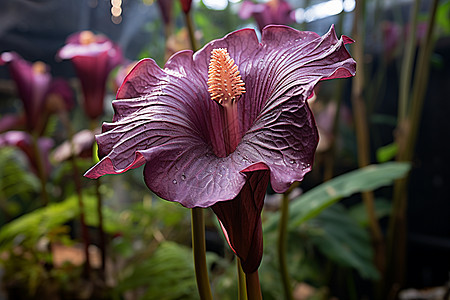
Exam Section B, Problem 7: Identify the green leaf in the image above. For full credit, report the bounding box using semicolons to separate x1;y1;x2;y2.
348;198;392;227
436;0;450;34
0;197;79;249
308;204;379;279
0;147;40;204
115;241;218;300
264;162;411;231
376;142;398;163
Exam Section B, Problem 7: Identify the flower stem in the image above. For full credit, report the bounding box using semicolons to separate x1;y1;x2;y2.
245;271;262;300
351;0;385;276
90;120;106;274
71;154;92;277
191;207;213;300
184;10;198;52
278;185;295;300
60;111;91;276
31;133;49;206
237;258;248;300
388;0;438;290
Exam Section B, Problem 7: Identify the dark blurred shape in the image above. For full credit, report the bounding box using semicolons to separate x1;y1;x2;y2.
239;0;295;31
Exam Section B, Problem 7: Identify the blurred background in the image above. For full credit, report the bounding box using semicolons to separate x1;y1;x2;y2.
0;0;449;299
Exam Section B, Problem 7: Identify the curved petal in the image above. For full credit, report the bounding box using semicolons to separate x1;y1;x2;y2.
212;169;270;273
86;25;355;208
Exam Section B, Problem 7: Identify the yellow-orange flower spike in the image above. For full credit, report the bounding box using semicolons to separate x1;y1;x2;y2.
79;31;96;45
207;48;245;106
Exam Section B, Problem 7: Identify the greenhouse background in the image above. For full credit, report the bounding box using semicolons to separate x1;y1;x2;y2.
0;0;449;299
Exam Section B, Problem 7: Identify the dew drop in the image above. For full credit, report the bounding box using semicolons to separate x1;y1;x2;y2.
290;159;296;164
172;179;177;184
181;174;186;181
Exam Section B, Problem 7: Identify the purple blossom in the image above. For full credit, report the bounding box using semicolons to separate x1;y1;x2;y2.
239;0;295;31
58;31;123;120
157;0;174;25
0;52;73;134
85;25;356;273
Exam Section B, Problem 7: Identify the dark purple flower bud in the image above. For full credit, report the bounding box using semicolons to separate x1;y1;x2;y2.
157;0;174;25
180;0;192;14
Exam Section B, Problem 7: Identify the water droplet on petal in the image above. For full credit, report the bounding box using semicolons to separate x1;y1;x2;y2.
181;174;186;181
290;159;296;164
172;179;177;184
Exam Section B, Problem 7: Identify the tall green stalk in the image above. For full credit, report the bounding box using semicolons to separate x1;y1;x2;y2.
278;184;296;300
398;0;420;126
351;0;385;275
191;208;213;300
237;258;248;300
387;0;438;291
59;111;92;276
31;133;49;207
245;271;262;300
90;120;106;274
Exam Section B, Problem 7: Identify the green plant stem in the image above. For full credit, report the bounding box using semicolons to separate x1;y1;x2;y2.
90;120;106;273
71;154;92;277
59;111;91;276
184;11;198;52
278;185;296;300
245;271;262;300
387;0;438;290
237;258;248;300
351;0;385;276
31;133;49;206
398;0;420;125
191;207;213;300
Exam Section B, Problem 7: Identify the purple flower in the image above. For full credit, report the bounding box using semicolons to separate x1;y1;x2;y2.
239;0;295;31
85;25;356;273
0;131;53;176
0;52;73;134
58;31;123;120
157;0;174;25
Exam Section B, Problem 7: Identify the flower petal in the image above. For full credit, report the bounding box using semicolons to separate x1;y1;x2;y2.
211;169;270;273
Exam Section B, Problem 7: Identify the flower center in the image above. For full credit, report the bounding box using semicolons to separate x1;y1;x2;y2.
207;48;245;107
207;48;245;156
32;61;46;74
79;31;97;45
